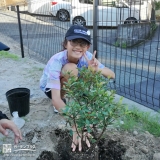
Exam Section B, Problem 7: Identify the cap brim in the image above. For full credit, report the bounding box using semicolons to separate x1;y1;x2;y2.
0;42;10;51
66;35;92;44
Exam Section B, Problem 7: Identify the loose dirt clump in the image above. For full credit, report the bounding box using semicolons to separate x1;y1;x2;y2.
98;138;126;160
37;151;55;160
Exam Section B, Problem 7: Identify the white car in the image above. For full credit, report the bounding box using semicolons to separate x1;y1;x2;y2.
28;0;52;15
72;0;152;26
50;0;72;21
50;0;152;26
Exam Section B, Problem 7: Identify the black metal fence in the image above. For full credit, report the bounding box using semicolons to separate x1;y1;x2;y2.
0;0;159;111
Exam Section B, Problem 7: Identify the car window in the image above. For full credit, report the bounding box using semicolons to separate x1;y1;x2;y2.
99;0;116;6
79;0;93;4
122;0;144;5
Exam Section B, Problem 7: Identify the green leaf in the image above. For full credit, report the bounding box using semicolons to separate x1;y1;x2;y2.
69;130;73;136
102;111;108;116
86;120;90;125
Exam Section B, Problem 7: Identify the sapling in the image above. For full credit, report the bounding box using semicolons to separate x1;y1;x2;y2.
62;67;125;151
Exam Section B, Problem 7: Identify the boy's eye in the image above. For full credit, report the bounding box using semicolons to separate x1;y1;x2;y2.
70;39;89;47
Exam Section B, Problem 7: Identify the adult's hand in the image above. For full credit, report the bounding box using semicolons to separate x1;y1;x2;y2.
84;50;99;71
71;126;91;152
0;119;22;144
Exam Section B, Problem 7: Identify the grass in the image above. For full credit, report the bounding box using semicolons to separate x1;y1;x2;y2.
21;117;29;122
121;42;127;48
30;66;43;72
116;107;160;137
24;66;43;78
0;150;3;155
0;137;7;142
150;23;157;32
114;41;127;48
0;51;19;60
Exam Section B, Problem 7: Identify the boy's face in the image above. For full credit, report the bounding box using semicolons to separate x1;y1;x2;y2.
65;38;90;59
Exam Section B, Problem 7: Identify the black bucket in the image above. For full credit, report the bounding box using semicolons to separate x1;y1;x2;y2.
6;88;30;117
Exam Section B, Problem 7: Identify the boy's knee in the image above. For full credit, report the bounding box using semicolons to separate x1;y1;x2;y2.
61;63;78;77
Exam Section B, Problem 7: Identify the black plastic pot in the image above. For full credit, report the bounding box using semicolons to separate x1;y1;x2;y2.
6;88;30;117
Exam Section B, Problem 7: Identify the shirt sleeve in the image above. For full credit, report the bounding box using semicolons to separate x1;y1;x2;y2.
0;111;9;120
45;58;62;90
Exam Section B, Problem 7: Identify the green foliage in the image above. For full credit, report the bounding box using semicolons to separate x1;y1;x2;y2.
62;67;126;148
0;149;3;155
114;41;119;47
21;117;29;122
117;107;160;137
150;23;157;32
114;41;127;48
155;1;160;10
121;42;127;48
0;51;19;60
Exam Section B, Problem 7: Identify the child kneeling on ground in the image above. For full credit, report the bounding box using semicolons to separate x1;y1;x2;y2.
40;25;115;152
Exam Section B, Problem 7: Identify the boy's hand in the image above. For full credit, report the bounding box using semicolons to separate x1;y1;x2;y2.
84;50;99;71
71;126;91;152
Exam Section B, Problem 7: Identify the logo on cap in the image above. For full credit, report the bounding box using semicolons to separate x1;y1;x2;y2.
74;29;90;36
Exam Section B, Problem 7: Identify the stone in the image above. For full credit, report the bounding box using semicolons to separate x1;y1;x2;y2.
120;120;124;124
57;124;66;130
153;153;160;160
133;131;138;136
140;146;148;154
32;136;38;144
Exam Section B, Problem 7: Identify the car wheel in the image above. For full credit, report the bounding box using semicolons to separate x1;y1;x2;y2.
124;17;138;24
57;9;69;21
72;16;86;26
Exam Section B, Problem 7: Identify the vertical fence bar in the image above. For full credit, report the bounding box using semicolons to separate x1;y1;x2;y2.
93;0;98;58
70;0;72;26
16;5;24;58
151;0;156;23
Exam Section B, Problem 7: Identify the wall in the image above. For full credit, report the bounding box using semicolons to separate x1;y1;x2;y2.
116;23;151;47
0;0;26;6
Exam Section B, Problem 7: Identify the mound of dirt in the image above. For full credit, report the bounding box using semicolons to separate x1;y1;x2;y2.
51;128;160;160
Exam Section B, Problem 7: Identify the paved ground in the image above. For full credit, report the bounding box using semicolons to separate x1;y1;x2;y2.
0;7;160;110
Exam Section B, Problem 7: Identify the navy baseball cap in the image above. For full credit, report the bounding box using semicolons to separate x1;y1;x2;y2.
65;25;91;44
0;42;10;51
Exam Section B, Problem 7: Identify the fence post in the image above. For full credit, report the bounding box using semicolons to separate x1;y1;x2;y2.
16;5;24;58
93;0;98;58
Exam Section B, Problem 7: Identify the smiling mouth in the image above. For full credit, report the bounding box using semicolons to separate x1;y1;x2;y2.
73;51;82;54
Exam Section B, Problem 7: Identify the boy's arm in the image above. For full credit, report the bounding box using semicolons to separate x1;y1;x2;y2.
51;89;66;112
51;89;90;152
98;67;115;79
84;51;115;79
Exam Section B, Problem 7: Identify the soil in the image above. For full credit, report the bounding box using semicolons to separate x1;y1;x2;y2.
0;54;160;160
52;129;126;160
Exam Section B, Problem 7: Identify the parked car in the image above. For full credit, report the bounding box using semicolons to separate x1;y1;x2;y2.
72;0;152;26
50;0;152;26
50;0;72;21
28;0;51;15
50;0;115;22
